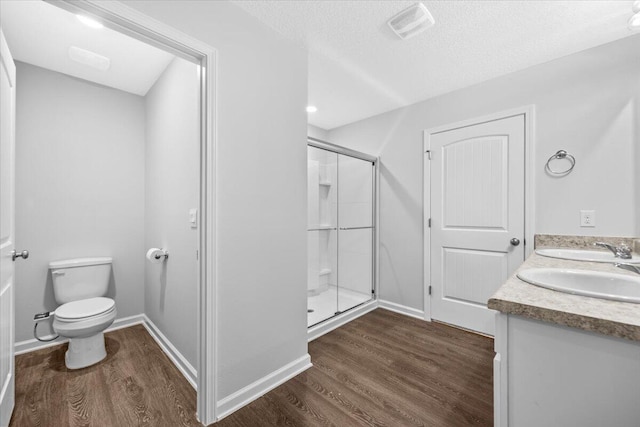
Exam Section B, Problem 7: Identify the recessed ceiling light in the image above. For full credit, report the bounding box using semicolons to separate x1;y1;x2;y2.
76;15;104;29
68;46;110;71
629;12;640;30
306;106;318;113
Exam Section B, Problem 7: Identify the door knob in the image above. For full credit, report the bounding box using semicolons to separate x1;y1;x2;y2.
11;250;29;261
510;238;520;247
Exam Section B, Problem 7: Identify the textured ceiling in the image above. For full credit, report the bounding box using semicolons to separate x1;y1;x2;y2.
0;0;175;96
232;0;637;129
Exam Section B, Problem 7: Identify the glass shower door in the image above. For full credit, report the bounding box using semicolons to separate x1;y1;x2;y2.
307;143;375;328
307;146;338;326
337;154;374;313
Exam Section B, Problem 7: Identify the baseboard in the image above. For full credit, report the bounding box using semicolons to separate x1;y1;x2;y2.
141;315;197;390
308;299;378;342
216;354;312;421
14;314;145;355
378;300;425;320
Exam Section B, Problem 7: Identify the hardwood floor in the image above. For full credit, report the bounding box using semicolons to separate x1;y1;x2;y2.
10;309;494;427
10;324;200;427
218;309;494;426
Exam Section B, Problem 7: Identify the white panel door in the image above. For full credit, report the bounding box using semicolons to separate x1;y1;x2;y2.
430;115;525;335
0;29;17;426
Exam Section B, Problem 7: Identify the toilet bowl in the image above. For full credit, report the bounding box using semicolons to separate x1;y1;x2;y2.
53;297;116;369
49;257;116;369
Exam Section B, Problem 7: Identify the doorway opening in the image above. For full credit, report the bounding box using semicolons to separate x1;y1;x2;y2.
1;0;217;423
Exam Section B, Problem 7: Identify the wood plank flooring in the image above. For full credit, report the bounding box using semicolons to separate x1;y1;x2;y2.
9;324;200;427
218;309;494;426
10;309;494;426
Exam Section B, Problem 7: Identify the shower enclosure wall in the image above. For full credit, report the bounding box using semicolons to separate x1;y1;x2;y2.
307;139;376;327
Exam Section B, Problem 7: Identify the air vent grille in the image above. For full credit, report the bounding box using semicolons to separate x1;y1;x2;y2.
387;3;435;40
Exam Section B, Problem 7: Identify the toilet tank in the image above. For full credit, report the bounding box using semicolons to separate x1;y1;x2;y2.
49;257;113;304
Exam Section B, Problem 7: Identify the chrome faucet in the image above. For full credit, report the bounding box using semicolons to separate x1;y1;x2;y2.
594;242;632;259
615;263;640;275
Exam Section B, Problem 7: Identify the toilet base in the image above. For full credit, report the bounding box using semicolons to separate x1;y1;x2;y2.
65;332;107;369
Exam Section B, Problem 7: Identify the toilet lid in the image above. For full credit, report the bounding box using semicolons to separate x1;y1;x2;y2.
56;297;115;320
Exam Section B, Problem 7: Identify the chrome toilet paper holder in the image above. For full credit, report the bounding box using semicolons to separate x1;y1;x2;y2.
147;248;169;263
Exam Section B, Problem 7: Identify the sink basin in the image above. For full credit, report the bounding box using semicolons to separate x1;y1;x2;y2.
517;268;640;303
536;248;640;264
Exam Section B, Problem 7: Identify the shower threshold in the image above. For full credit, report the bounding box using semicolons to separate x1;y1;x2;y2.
307;285;372;327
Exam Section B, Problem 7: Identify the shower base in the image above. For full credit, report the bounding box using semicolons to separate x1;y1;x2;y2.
307;285;371;327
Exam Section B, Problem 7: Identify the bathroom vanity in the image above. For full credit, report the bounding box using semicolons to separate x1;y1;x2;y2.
489;239;640;427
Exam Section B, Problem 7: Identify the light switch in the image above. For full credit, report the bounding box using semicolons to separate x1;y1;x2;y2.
189;208;198;229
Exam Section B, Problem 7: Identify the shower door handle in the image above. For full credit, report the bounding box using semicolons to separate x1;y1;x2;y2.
339;226;374;230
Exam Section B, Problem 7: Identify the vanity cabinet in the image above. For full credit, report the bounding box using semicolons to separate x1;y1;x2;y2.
494;313;640;427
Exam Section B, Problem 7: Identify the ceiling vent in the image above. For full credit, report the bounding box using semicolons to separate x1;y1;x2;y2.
68;46;110;71
387;3;435;40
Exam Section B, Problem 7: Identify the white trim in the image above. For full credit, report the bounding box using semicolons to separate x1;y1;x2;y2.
14;313;145;355
423;133;431;322
308;300;378;342
215;354;312;421
494;313;509;427
378;300;425;320
49;2;219;424
523;107;536;258
374;158;380;302
422;105;536;322
423;106;533;137
142;315;197;390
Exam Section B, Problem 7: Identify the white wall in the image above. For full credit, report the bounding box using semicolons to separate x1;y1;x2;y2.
328;35;640;311
144;57;199;367
14;62;146;341
307;146;337;294
127;1;309;401
308;124;329;140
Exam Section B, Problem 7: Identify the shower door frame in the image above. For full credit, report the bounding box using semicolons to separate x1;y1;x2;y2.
49;1;218;424
307;137;379;337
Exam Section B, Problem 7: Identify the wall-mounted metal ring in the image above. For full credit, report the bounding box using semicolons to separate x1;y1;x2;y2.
545;150;575;176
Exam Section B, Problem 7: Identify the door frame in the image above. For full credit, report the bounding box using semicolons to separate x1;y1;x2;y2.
422;106;535;323
0;27;17;427
47;1;218;423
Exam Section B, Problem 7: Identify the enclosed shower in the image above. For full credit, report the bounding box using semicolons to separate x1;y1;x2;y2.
307;139;376;327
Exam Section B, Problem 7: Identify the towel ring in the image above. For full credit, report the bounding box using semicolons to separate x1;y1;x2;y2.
545;150;575;176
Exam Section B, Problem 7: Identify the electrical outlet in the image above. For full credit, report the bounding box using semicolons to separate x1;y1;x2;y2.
580;210;596;227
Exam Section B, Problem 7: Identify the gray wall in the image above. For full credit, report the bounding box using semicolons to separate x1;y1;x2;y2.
14;62;146;341
308;124;329;140
128;1;309;400
328;35;640;312
144;57;199;367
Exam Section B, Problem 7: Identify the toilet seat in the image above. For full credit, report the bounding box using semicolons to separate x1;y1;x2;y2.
55;297;115;322
53;298;117;340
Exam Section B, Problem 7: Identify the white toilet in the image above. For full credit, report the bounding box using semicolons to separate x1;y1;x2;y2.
49;257;117;369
